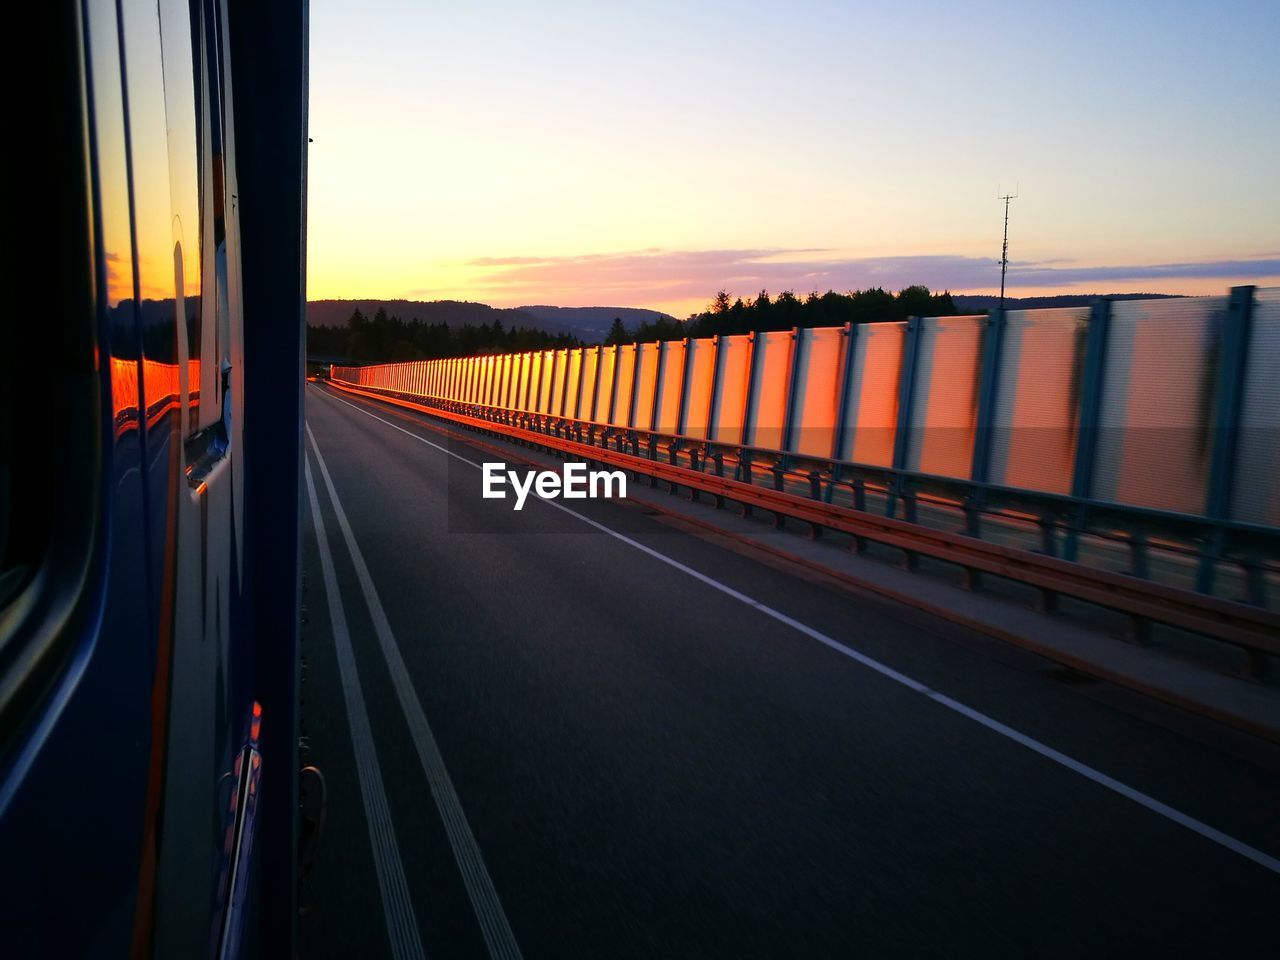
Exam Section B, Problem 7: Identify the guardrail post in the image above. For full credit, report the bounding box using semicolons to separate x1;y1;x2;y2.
889;317;922;526
688;445;703;503
711;451;726;509
1196;285;1255;596
1064;298;1111;562
847;478;869;553
1126;529;1153;645
806;470;825;539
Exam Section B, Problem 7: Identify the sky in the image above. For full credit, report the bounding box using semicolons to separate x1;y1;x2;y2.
307;0;1280;318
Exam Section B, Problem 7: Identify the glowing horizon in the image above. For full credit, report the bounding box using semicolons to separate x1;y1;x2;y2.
308;1;1280;319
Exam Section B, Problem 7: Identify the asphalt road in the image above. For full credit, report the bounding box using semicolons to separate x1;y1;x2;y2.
297;383;1280;959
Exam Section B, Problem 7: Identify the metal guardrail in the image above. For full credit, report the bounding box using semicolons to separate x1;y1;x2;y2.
323;378;1280;671
331;287;1280;604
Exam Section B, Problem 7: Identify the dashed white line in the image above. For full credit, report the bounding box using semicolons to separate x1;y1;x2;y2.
313;385;1280;878
304;457;426;960
308;422;524;960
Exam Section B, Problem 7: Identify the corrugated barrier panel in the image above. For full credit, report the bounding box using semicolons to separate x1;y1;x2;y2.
654;341;685;434
791;327;844;457
595;347;617;424
1093;297;1222;513
547;350;566;415
612;345;636;427
747;331;792;451
568;348;586;418
682;338;716;439
845;321;905;467
711;334;751;444
633;342;659;430
989;307;1085;494
906;316;983;478
578;347;599;420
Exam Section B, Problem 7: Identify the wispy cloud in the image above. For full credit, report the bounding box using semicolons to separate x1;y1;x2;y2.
442;249;1280;308
1004;258;1280;285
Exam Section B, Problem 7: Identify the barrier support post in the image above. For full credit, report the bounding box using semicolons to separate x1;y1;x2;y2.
606;342;621;425
830;322;858;502
963;307;1006;588
740;330;764;487
1064;298;1111;563
780;326;803;459
1196;285;1255;596
705;335;723;440
674;338;693;452
628;341;643;429
650;341;665;435
589;344;604;423
889;317;922;529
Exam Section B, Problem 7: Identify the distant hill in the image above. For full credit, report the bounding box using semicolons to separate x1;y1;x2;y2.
307;299;570;334
307;299;676;342
951;293;1184;312
515;305;678;341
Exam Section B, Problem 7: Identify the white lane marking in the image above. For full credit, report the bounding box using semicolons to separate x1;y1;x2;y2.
314;385;1280;877
304;457;426;960
307;422;524;960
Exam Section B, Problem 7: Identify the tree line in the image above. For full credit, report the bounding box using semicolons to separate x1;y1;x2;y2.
306;306;582;362
604;285;960;345
308;286;961;362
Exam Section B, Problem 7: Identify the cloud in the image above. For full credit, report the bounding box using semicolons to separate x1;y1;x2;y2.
456;249;1280;307
1003;258;1280;285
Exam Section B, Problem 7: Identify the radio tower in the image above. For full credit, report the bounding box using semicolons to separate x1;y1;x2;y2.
998;187;1017;311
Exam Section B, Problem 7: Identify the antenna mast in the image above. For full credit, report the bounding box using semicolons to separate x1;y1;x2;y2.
998;187;1018;311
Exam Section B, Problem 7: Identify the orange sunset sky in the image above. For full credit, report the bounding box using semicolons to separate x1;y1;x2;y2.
306;0;1279;318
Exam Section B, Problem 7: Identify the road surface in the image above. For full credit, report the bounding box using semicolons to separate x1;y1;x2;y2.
297;382;1279;959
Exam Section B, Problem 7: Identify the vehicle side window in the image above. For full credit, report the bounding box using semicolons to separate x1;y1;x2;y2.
0;0;104;742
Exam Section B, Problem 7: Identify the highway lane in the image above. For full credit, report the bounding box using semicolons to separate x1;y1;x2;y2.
298;382;1280;958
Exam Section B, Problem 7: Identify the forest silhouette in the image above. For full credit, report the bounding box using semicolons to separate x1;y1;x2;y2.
307;286;960;362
